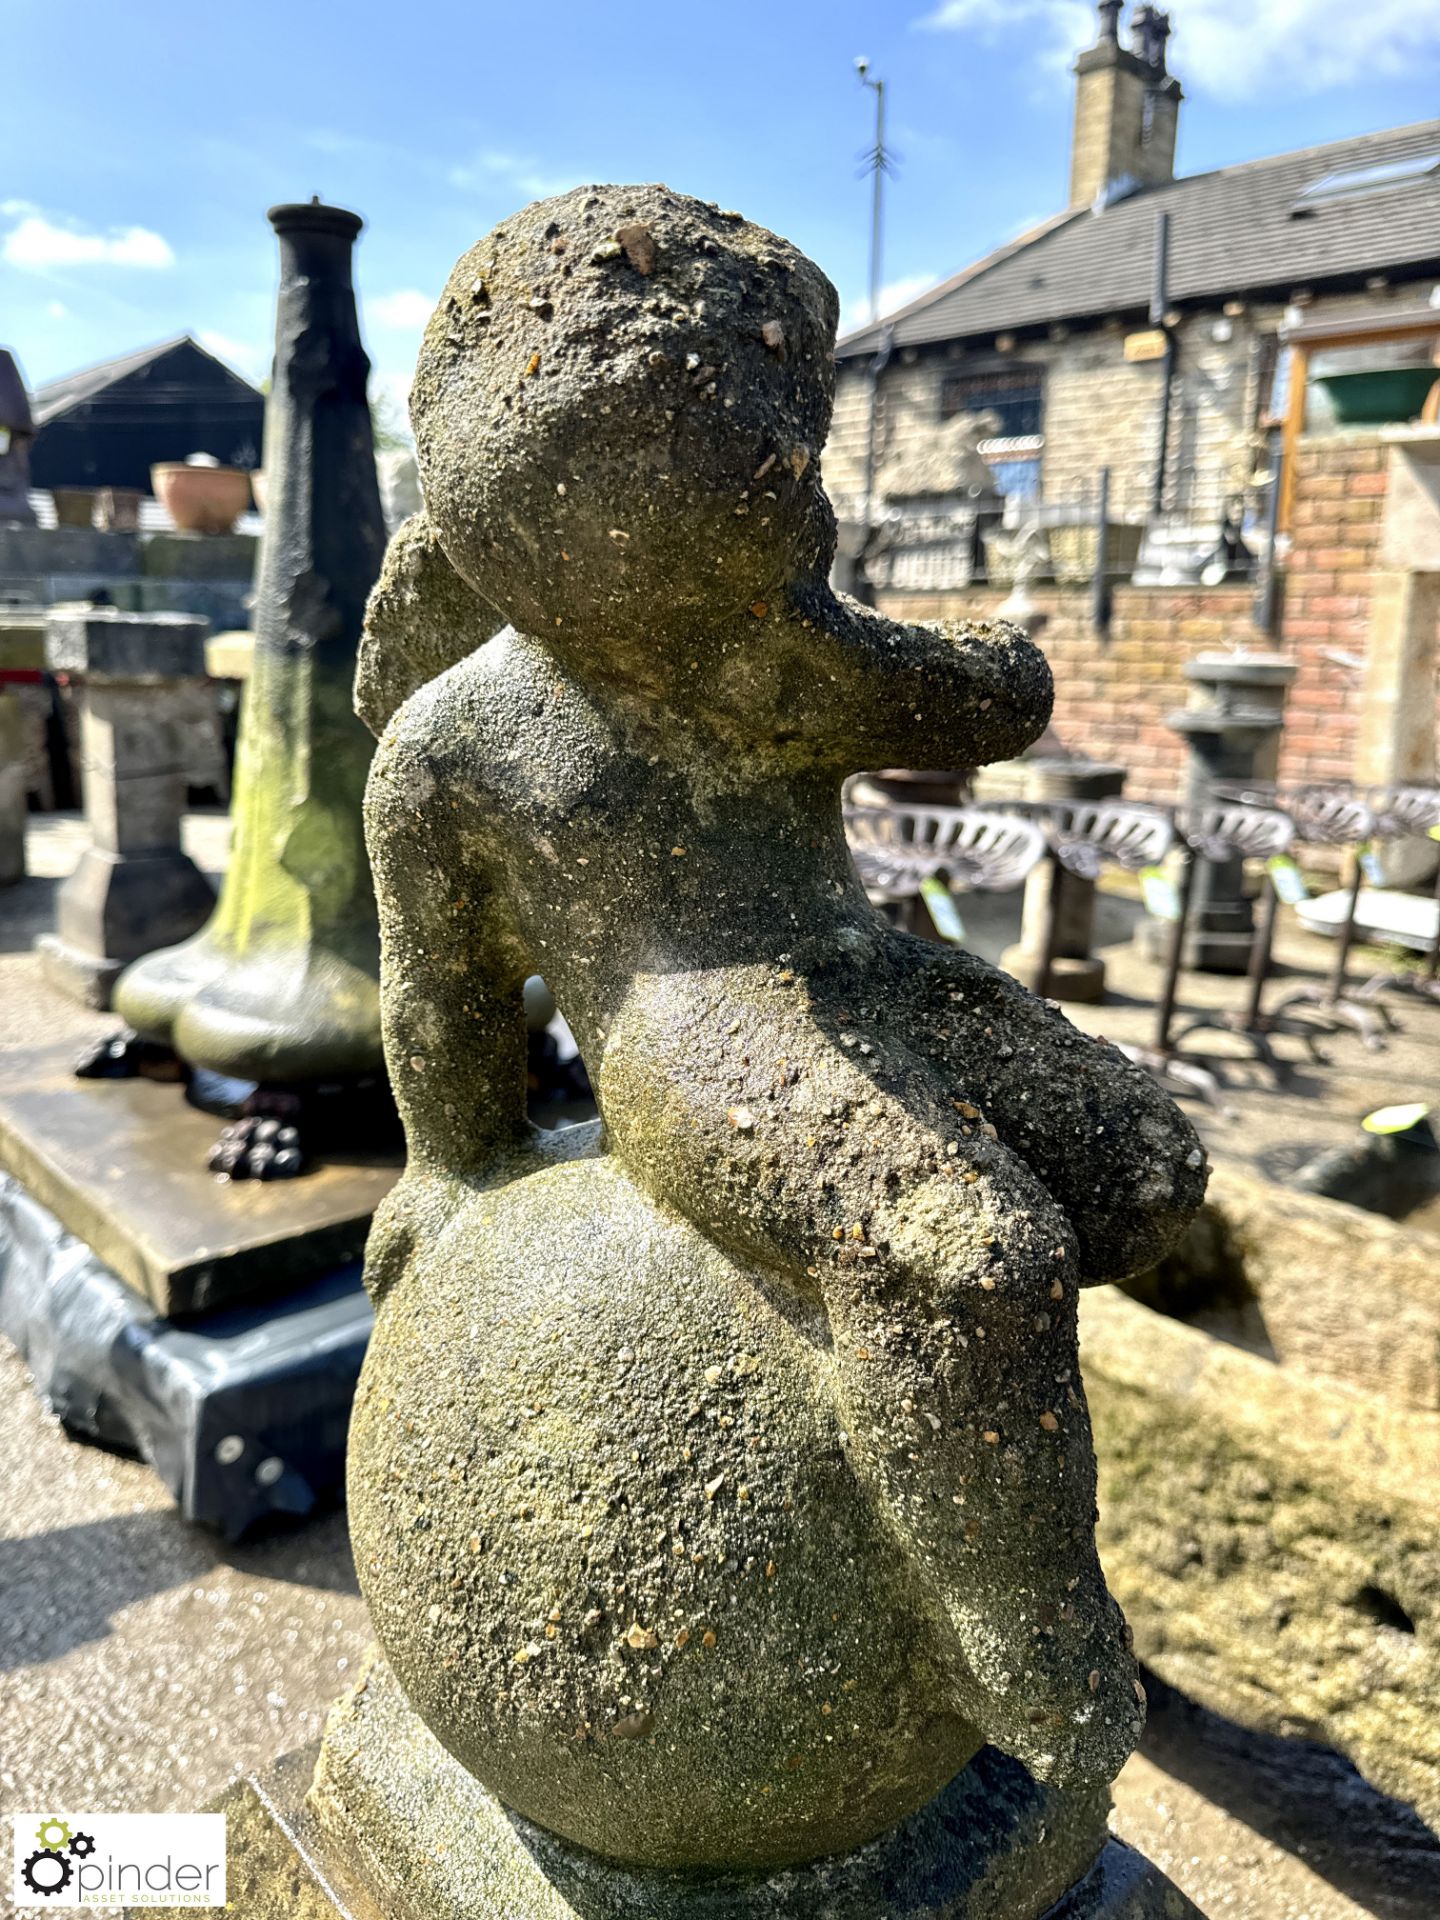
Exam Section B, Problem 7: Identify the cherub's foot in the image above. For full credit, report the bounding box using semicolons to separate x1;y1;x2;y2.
74;1028;185;1082
208;1113;306;1181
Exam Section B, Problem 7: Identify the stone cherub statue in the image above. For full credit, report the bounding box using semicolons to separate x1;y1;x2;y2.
337;184;1205;1905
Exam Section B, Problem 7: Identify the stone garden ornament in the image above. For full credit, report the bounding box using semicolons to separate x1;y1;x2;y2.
295;186;1207;1919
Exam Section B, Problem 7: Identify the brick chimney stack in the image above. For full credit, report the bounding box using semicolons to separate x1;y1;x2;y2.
1069;2;1182;209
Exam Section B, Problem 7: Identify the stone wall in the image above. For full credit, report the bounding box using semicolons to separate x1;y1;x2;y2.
827;281;1432;522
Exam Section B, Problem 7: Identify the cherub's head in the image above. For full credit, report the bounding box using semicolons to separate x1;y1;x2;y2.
410;184;839;649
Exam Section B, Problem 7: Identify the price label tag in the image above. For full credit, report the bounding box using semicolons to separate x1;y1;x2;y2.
1267;855;1309;904
920;875;967;945
1140;865;1181;922
1359;848;1384;885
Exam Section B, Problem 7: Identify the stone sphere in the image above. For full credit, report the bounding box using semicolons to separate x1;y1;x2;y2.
410;184;840;650
348;1156;980;1871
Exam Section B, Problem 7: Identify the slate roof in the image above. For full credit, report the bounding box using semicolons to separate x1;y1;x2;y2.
32;336;260;426
838;119;1440;359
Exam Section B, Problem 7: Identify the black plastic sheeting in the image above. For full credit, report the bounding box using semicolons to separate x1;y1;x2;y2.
0;1173;372;1539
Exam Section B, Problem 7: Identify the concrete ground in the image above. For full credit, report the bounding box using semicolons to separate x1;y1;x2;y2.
3;811;1440;1918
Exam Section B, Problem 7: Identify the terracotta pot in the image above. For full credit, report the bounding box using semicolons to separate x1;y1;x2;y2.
52;487;97;529
150;462;252;535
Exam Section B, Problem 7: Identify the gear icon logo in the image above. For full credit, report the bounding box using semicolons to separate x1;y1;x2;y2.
68;1830;96;1859
34;1818;71;1851
20;1847;72;1897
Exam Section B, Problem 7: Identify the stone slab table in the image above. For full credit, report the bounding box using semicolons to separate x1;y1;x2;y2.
0;1029;397;1316
37;606;217;1008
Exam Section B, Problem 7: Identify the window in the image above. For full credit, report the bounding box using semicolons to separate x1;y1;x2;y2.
940;368;1044;439
1292;152;1440;215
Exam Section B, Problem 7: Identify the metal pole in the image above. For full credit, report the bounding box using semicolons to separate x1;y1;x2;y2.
1091;465;1112;635
1155;840;1197;1054
1255;437;1284;636
1150;210;1173;518
869;79;886;325
1329;847;1365;1004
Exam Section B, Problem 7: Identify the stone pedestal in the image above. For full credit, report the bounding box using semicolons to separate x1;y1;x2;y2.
127;1666;1199;1918
1136;651;1295;973
1002;758;1126;1001
0;689;26;885
37;608;215;1007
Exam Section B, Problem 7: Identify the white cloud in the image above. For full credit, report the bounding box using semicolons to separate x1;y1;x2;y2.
915;0;1440;100
843;272;942;334
2;211;175;271
199;329;266;380
46;300;68;320
368;289;435;331
449;149;583;200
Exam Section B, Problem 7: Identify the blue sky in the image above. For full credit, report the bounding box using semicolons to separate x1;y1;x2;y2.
4;0;1438;420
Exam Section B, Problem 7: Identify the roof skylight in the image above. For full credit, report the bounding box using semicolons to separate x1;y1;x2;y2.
1292;152;1440;215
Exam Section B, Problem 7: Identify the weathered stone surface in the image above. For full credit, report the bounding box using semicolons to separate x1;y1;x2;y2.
114;202;386;1086
331;177;1206;1898
46;604;208;680
1126;1163;1440;1411
129;1668;1202;1919
1083;1283;1440;1831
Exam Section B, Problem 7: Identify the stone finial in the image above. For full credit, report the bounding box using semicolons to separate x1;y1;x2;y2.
342;183;1207;1891
1096;0;1123;43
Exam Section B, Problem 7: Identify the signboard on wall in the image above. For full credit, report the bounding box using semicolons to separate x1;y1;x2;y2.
1123;328;1169;363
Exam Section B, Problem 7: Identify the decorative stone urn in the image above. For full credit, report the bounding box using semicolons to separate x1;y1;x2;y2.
134;186;1207;1920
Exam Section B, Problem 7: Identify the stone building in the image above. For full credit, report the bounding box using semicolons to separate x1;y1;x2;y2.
829;2;1440;553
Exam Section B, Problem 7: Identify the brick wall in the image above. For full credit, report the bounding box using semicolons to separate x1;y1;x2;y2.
1279;432;1390;788
872;427;1436;806
875;582;1253;805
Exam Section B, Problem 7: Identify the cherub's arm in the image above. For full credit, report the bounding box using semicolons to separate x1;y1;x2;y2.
774;575;1053;776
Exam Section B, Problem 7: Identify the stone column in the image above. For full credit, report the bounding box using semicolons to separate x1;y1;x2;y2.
0;688;25;885
38;609;215;1007
1361;428;1440;885
1002;757;1126;1001
1140;650;1295;973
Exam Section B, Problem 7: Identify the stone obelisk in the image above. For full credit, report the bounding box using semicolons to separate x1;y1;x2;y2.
114;202;388;1154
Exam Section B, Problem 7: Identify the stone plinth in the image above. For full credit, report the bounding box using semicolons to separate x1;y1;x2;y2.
38;608;216;1007
1002;758;1126;1001
1138;651;1295;973
1085;1170;1440;1831
127;1664;1197;1920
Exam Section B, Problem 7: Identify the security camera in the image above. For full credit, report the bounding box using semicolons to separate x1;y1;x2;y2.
855;56;870;76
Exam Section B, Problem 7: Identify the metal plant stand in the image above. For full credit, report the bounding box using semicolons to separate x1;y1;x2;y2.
1007;799;1173;1000
1358;784;1440;1008
1123;801;1295;1114
844;804;1046;936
